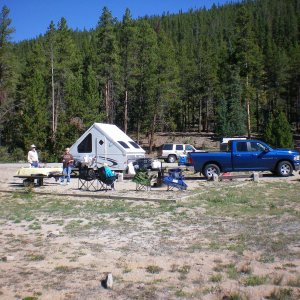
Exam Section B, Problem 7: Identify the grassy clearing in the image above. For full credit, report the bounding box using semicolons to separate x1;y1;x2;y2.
0;180;299;299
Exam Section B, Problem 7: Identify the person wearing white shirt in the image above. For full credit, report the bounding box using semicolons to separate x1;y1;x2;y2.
28;144;39;168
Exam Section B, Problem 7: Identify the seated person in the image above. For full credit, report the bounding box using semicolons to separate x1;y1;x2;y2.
103;163;115;178
98;163;117;190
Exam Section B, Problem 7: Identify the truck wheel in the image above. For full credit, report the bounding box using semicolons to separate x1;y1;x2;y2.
203;164;220;179
167;155;177;163
276;161;293;177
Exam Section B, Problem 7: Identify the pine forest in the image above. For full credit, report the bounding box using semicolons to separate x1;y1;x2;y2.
0;0;300;160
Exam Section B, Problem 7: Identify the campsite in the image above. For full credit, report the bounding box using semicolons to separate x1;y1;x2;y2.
0;162;300;299
1;0;300;299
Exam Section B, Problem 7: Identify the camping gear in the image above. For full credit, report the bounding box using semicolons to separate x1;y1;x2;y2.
178;155;187;166
77;166;117;191
162;168;187;190
132;170;157;191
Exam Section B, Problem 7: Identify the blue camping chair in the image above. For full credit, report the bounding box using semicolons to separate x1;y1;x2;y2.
97;167;117;191
162;168;187;191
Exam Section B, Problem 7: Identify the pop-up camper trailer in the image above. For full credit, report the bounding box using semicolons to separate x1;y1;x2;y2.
70;123;145;171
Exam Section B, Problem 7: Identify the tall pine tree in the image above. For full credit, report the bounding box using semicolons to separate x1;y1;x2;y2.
96;7;120;125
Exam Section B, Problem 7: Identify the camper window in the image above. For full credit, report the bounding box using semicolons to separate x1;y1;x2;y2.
129;141;140;149
78;133;92;153
118;141;130;149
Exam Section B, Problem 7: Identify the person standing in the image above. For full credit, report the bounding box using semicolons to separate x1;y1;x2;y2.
28;144;39;168
60;148;74;185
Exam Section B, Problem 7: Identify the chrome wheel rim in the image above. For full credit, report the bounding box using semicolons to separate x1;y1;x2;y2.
280;164;291;175
206;167;218;177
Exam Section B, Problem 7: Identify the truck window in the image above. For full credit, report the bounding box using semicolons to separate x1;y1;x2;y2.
236;142;248;152
78;133;92;153
176;145;184;151
249;142;266;152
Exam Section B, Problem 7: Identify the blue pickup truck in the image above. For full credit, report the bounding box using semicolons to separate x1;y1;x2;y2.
187;139;300;179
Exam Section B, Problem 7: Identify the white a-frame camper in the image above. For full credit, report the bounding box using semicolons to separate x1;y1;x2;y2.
70;123;145;171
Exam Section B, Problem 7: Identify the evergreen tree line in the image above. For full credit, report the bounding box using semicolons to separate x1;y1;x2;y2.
0;0;299;161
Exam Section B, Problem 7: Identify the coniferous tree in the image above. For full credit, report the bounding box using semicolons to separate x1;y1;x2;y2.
218;65;247;136
53;17;82;154
233;4;263;138
216;96;229;137
264;111;293;148
227;67;247;136
264;42;289;114
0;5;16;146
45;21;58;144
18;41;49;157
1;0;299;157
148;26;179;152
119;8;138;133
131;20;158;142
81;36;104;126
96;7;120;125
264;113;275;146
287;44;300;130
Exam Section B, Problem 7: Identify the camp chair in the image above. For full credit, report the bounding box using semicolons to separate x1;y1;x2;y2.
97;167;117;191
78;166;98;191
162;168;187;191
132;170;157;191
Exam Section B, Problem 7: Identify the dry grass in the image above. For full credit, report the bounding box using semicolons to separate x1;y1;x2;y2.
0;180;299;299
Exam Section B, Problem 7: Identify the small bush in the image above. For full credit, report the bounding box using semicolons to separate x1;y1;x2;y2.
0;146;25;162
243;275;268;286
146;265;162;274
26;253;45;261
11;148;25;161
267;288;293;300
210;273;222;282
0;146;12;162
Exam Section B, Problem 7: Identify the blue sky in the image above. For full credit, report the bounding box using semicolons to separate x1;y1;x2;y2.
4;0;240;42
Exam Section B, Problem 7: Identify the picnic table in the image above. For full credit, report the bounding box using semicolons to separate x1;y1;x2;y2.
14;167;62;187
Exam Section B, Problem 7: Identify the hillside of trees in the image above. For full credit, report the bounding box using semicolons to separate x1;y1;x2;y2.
0;0;299;160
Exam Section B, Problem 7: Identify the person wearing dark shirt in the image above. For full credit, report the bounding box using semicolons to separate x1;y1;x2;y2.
60;148;74;185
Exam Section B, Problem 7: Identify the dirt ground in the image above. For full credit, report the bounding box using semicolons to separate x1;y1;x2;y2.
0;164;300;300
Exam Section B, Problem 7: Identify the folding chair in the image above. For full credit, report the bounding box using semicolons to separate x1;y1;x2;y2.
162;168;187;191
78;166;98;191
132;170;157;191
97;167;117;191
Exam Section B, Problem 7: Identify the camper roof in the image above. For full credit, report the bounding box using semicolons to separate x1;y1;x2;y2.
94;123;145;153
